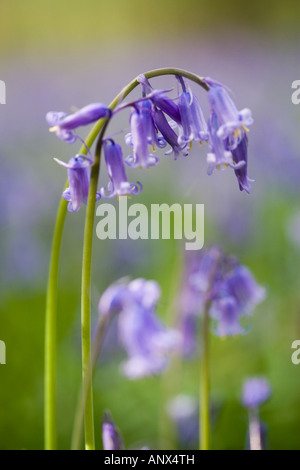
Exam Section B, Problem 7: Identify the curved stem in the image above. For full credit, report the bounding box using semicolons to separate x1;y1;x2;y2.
44;66;208;450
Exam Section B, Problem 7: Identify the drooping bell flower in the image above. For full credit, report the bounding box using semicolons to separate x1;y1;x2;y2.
206;112;246;175
203;77;253;150
210;296;246;337
125;104;159;168
54;154;101;212
101;139;142;198
46;103;111;143
153;108;189;160
231;133;255;194
176;76;209;147
225;264;266;314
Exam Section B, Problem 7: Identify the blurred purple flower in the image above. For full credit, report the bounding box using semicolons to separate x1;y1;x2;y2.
210;296;246;337
102;411;124;450
98;278;180;379
101;139;142;198
177;248;265;342
242;377;271;409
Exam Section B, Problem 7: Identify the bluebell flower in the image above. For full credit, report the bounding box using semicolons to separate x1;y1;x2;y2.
242;378;271;409
178;248;265;341
177;79;209;146
206;112;246;176
102;411;124;450
46;103;111;143
203;77;253;150
125;103;159;169
54;154;101;212
98;278;180;379
225;264;266;314
210;296;246;337
101;139;142;198
153;108;189;160
231;133;255;194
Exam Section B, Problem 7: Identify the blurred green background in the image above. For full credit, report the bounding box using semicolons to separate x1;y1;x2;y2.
0;0;300;450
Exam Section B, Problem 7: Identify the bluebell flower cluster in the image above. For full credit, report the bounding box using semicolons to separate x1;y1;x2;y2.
46;75;254;212
178;247;266;346
98;278;180;379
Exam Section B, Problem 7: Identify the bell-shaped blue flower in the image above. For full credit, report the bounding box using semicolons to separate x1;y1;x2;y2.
206;112;246;175
54;154;101;212
203;77;253;150
125;103;159;169
231;134;255;194
177;84;209;146
101;139;142;198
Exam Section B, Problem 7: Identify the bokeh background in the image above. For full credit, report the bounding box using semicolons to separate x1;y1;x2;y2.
0;0;300;450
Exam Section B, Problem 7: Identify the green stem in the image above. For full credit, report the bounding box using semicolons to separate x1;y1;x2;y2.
44;67;208;450
44;195;68;450
71;314;110;450
80;124;109;450
200;301;211;450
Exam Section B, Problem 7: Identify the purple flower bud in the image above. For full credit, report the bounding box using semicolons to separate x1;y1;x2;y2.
231;134;255;194
102;411;124;450
177;90;209;146
242;378;271;409
101;139;142;198
153;108;188;160
125;105;159;169
203;77;253;149
54;154;101;212
47;103;111;142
